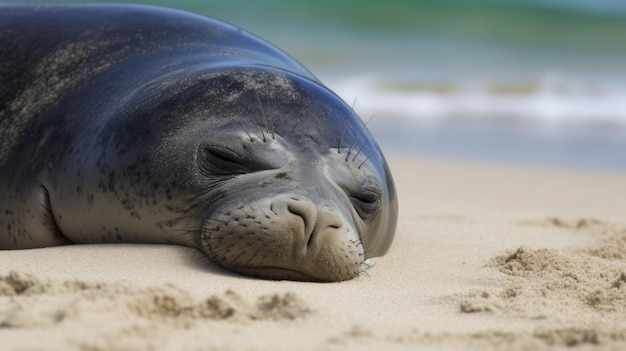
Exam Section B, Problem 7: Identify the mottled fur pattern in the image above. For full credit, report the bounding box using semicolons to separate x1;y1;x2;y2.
0;4;397;282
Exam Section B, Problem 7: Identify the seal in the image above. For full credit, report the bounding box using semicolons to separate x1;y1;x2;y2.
0;4;397;282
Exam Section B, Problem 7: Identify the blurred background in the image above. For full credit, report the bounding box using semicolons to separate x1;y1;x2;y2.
9;0;626;172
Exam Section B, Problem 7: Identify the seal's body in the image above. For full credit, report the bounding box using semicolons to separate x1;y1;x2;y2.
0;4;397;282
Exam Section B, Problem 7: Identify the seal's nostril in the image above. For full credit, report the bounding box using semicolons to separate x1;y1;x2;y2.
287;201;317;247
308;224;317;247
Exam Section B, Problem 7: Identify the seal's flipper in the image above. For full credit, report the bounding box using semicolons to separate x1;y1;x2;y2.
0;185;72;249
38;185;73;247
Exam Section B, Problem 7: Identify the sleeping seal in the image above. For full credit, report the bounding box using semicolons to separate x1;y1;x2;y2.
0;4;397;282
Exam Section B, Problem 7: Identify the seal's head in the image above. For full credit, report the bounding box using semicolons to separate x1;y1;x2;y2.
126;67;397;282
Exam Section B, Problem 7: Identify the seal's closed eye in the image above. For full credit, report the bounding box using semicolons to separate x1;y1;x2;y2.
198;143;251;175
350;189;382;221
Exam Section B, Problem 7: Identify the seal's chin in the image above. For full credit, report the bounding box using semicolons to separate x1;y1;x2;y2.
233;266;325;282
200;238;364;282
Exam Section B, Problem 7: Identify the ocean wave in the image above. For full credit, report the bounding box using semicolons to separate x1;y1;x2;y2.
325;73;626;128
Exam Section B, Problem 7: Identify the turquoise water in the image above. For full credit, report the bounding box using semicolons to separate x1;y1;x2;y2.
7;0;626;171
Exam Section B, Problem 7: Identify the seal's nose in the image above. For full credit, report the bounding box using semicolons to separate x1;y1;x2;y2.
285;197;344;250
286;198;317;247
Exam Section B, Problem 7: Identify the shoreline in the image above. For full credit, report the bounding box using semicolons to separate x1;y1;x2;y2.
369;121;626;174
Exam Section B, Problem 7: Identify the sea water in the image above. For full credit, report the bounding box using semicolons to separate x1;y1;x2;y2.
12;0;626;172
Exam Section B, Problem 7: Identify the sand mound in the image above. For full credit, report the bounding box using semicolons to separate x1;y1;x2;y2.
0;271;308;329
455;219;626;348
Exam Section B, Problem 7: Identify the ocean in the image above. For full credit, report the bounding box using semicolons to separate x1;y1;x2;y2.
10;0;626;172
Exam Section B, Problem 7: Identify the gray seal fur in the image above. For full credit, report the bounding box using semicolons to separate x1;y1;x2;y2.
0;4;397;282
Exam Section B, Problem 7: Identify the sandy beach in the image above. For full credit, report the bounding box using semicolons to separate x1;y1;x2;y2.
1;157;625;350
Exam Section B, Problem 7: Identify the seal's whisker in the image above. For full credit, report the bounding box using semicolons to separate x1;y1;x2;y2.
258;207;274;219
254;89;270;142
346;114;374;161
235;243;258;262
351;141;367;162
350;97;358;112
350;239;363;248
238;207;254;219
202;242;238;260
243;203;256;212
234;121;254;142
238;203;259;218
337;122;348;153
358;151;374;169
225;243;256;266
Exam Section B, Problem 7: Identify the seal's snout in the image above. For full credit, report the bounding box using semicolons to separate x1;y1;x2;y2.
284;197;345;251
202;194;364;282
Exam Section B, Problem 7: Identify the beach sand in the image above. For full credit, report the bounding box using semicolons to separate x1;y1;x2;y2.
1;157;625;350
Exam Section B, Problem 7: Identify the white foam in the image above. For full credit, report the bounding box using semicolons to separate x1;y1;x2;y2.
324;73;626;127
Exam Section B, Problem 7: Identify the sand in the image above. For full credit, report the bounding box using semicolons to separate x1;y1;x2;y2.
1;157;625;351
